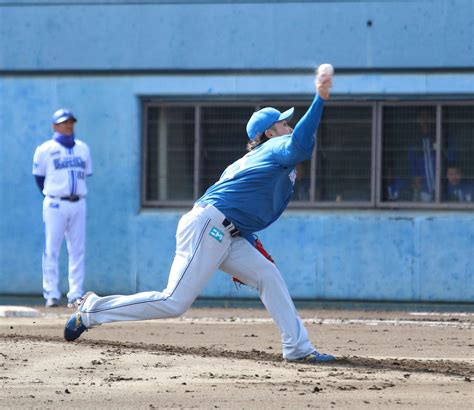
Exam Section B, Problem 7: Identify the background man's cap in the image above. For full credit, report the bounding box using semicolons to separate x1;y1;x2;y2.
52;108;77;124
246;107;294;140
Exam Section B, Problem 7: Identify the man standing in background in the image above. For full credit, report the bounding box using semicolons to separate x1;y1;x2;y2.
409;109;436;202
32;109;93;308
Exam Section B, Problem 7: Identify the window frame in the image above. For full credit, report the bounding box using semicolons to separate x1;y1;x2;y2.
141;98;474;210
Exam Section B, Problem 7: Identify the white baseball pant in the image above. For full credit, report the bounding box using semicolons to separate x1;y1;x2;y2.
42;196;86;302
79;203;315;360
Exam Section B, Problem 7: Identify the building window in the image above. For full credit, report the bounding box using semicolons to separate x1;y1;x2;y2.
143;100;474;209
199;106;250;196
316;106;373;203
382;106;437;203
442;106;474;203
380;103;474;207
145;106;195;201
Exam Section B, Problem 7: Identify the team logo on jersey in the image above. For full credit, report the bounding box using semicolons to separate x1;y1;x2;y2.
209;227;224;242
53;157;86;170
50;150;60;156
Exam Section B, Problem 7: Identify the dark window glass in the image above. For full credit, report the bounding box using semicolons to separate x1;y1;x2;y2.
442;106;474;203
315;106;372;202
145;106;195;201
146;107;160;201
199;106;251;195
382;106;436;202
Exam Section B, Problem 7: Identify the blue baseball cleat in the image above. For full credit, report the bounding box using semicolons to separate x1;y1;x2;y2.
64;291;95;341
64;311;88;341
290;350;336;363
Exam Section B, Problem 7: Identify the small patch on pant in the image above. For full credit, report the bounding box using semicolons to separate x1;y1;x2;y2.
49;203;59;208
209;227;224;242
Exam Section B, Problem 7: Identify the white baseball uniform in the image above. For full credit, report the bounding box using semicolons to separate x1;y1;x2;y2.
33;138;92;303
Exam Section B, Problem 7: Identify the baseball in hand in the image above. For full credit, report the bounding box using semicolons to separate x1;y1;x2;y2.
317;63;334;79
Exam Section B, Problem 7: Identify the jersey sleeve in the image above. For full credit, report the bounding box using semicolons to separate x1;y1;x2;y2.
32;145;46;176
272;95;325;167
272;137;309;167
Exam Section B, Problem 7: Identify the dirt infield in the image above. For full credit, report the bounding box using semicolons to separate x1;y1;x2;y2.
0;306;472;409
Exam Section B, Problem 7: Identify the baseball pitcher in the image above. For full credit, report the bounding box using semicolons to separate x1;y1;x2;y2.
65;70;335;364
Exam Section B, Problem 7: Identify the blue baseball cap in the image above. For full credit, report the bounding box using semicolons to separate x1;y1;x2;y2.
246;107;294;140
52;108;77;124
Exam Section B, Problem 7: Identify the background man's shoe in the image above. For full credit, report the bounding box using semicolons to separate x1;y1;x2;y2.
67;298;82;308
45;298;59;308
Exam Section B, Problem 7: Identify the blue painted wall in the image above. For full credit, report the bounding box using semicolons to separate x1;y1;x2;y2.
0;1;473;302
1;0;473;70
134;211;474;302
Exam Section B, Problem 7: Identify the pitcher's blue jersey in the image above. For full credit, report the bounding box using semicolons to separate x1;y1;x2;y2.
199;95;325;237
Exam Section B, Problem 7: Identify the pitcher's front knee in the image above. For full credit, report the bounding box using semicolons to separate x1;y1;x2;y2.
163;297;193;317
258;264;284;287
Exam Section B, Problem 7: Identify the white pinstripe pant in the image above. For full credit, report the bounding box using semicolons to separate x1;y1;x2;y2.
80;203;314;360
42;196;86;302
